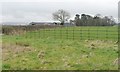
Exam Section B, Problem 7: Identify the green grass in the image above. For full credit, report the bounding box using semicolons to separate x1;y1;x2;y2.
2;26;118;70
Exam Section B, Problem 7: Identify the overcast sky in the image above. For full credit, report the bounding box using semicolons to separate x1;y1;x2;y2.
0;0;119;24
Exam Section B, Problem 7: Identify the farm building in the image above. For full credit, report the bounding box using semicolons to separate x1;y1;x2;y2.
29;22;75;26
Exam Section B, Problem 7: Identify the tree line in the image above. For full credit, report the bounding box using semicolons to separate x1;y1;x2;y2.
53;9;116;26
73;14;116;26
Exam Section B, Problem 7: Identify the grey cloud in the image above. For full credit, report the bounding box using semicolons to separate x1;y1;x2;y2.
1;1;119;22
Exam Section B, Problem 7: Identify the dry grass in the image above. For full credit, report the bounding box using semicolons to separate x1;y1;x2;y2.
2;43;34;61
85;40;118;50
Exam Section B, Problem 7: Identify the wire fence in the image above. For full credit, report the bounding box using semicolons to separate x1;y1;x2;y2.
2;24;118;41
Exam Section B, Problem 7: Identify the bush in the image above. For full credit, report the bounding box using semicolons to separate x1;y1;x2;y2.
2;25;62;35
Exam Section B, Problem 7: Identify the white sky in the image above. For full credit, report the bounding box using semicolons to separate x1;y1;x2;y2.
0;0;119;23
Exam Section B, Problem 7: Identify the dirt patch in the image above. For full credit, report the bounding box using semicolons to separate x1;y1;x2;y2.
2;43;34;61
84;40;118;49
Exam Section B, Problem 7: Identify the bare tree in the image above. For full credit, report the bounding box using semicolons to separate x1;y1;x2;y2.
52;9;70;25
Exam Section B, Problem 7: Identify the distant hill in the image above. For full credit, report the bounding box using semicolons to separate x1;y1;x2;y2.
29;22;55;25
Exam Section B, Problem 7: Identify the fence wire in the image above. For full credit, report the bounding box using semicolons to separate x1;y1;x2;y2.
2;24;118;41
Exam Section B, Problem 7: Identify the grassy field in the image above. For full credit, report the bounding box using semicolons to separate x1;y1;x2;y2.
2;26;118;70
